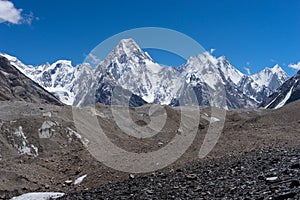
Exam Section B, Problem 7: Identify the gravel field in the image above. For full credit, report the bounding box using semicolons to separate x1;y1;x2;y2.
59;147;300;200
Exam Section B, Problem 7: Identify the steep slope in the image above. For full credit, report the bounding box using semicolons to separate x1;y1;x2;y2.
0;55;63;105
74;72;148;107
176;53;257;108
251;64;289;91
0;53;93;105
94;39;182;104
238;75;271;103
237;65;289;104
217;56;244;85
261;70;300;109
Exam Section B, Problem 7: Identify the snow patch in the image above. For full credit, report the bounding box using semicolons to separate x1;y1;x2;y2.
264;94;280;109
67;128;89;147
74;174;87;185
210;117;220;122
274;84;295;109
145;60;163;73
11;192;65;200
13;126;38;156
266;176;278;181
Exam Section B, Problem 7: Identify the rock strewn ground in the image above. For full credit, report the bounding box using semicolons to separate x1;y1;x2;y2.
60;147;300;200
1;101;300;199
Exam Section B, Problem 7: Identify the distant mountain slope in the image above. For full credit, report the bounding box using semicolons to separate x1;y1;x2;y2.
251;64;289;91
0;55;63;105
0;39;291;109
261;70;300;109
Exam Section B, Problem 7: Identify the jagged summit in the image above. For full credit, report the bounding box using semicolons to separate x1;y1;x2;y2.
257;64;286;76
272;64;281;70
183;53;243;86
96;38;154;74
51;60;72;67
117;38;140;54
118;38;140;50
251;64;289;91
110;38;152;60
0;39;292;109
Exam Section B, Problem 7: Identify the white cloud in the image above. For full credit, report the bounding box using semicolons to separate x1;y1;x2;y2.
288;62;300;70
22;11;36;25
243;62;251;75
210;48;216;54
0;0;22;24
86;53;101;65
244;67;251;75
0;0;35;25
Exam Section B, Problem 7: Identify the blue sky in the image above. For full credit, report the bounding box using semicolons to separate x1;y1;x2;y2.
0;0;299;76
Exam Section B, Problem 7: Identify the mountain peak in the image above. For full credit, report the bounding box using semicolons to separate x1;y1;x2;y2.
189;52;219;66
251;64;289;92
51;60;72;67
261;64;285;75
119;38;138;45
99;38;153;68
271;64;284;73
115;38;143;56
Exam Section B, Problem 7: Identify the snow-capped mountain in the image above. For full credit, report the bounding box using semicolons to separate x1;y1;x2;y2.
0;39;291;109
237;75;270;103
0;53;93;105
235;65;289;104
237;65;289;103
93;39;182;104
176;53;256;109
251;64;289;91
261;70;300;109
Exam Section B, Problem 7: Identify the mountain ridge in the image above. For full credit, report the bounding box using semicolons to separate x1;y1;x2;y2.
0;39;291;109
0;55;63;105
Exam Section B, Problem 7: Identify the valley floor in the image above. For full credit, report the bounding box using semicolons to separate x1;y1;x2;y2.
0;101;300;199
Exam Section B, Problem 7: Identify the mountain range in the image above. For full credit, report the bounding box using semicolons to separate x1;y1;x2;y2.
261;70;300;109
0;39;291;109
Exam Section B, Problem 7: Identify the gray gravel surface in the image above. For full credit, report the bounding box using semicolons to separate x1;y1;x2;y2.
60;147;300;200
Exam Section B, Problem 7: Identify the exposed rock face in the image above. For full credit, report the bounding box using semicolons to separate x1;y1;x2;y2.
261;70;300;109
0;55;63;105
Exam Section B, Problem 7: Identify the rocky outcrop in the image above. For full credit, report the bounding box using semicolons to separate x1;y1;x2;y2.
0;55;63;105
